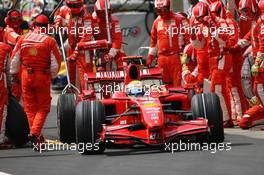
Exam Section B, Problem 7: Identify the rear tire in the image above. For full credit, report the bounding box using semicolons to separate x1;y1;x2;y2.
5;95;29;147
75;100;105;154
57;93;76;144
191;93;224;143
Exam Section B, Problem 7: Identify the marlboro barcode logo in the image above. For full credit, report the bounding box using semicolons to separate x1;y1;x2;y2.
96;71;125;79
140;69;150;75
94;69;151;79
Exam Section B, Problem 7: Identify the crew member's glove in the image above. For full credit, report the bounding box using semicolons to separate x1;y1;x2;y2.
238;39;250;49
182;64;189;72
180;53;188;65
67;50;79;62
255;55;263;67
146;54;154;67
251;64;260;77
249;96;260;106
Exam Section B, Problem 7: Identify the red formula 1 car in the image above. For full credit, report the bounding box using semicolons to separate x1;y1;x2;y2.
57;56;224;155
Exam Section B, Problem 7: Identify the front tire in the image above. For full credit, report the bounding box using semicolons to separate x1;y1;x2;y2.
75;100;105;154
57;93;76;144
191;93;224;143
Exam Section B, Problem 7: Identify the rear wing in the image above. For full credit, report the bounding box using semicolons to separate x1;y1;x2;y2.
85;67;162;83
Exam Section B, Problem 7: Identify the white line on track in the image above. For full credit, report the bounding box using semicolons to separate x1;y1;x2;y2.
0;172;12;175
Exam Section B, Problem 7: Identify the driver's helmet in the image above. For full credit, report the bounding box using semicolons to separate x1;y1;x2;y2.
126;80;144;97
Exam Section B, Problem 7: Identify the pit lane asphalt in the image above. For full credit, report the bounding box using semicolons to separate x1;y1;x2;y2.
0;93;263;175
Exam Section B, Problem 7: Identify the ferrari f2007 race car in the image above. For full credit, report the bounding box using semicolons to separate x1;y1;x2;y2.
57;56;224;155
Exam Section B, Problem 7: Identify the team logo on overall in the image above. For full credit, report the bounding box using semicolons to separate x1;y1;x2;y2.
157;21;163;31
29;47;38;56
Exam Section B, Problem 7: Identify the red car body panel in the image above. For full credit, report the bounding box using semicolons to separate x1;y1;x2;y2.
77;65;210;146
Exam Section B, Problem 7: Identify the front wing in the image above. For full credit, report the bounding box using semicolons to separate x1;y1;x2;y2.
101;119;209;145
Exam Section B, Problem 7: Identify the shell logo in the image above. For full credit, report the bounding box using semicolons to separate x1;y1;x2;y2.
142;103;157;107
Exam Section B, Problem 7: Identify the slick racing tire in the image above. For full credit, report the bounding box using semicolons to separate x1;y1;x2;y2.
75;100;105;155
5;95;29;147
241;55;255;99
57;93;76;144
191;93;224;143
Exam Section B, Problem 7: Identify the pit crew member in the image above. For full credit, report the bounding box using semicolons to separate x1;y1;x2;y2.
93;0;125;71
239;0;264;129
10;14;62;145
0;41;12;147
192;2;233;126
4;9;24;101
210;1;247;122
54;0;94;90
147;0;190;87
